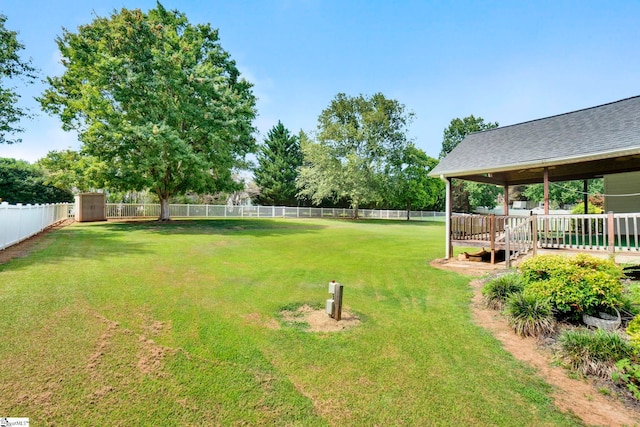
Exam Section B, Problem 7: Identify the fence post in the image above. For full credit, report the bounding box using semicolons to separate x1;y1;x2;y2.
608;211;615;256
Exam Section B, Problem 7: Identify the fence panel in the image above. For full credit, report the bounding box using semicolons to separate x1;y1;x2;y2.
99;203;442;222
0;202;69;251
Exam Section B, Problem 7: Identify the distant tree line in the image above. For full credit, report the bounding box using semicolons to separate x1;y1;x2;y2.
0;5;601;215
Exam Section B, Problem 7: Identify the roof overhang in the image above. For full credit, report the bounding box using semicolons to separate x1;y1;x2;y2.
430;147;640;186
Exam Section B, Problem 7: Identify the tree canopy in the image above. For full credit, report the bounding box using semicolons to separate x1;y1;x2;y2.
0;158;73;204
440;115;500;212
297;93;413;217
523;179;604;209
0;14;36;144
387;144;444;216
36;149;104;194
439;115;498;160
39;3;256;220
253;121;302;206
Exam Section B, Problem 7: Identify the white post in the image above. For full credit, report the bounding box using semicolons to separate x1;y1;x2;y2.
505;226;511;269
443;176;452;259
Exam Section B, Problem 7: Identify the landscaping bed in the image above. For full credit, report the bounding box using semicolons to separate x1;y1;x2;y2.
472;253;640;425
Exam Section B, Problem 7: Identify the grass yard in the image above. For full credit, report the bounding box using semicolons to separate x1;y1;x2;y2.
0;218;581;426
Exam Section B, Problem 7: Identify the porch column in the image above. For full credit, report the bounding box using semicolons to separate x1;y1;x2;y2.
583;180;589;214
543;168;550;215
444;176;452;259
503;185;509;216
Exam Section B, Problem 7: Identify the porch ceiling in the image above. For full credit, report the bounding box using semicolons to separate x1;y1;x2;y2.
451;153;640;186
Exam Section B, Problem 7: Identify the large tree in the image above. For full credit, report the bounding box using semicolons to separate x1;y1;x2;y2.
36;149;104;193
253;121;302;206
439;115;498;159
39;4;256;220
0;14;36;144
297;93;413;218
440;115;500;212
387;144;444;218
0;157;73;204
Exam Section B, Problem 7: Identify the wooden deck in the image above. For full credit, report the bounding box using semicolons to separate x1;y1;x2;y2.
451;213;640;265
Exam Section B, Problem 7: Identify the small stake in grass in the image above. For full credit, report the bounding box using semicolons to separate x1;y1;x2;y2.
326;280;344;321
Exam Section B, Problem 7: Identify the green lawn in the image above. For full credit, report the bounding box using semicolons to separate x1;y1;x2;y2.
0;219;581;426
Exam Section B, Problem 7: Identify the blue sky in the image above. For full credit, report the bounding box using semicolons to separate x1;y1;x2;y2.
1;0;639;164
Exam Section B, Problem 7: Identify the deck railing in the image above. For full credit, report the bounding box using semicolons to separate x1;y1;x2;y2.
451;214;530;242
537;212;640;252
451;213;640;260
504;219;536;267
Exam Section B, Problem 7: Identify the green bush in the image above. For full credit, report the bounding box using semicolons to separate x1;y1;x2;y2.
481;272;524;310
504;293;555;337
612;358;640;400
519;254;624;318
626;316;640;350
570;202;602;214
558;328;635;378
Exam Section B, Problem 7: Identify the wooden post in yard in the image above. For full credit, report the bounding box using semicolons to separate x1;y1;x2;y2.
333;284;343;321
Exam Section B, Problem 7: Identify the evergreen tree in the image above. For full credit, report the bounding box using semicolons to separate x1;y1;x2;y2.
254;121;302;206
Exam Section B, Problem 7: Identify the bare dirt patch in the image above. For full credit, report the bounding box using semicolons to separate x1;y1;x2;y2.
432;258;640;427
280;304;361;332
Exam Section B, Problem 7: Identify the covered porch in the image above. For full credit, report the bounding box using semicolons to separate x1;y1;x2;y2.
429;95;640;265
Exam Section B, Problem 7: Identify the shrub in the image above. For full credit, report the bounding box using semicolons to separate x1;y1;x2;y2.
558;328;635;378
520;254;624;319
612;358;640;400
570;202;602;215
504;293;555;337
626;316;640;350
481;273;524;310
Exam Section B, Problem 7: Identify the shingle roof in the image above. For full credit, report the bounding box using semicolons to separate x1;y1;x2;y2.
429;95;640;181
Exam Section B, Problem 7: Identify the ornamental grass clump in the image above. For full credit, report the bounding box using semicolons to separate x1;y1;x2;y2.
558;328;635;378
504;292;555;337
481;272;524;310
519;254;624;320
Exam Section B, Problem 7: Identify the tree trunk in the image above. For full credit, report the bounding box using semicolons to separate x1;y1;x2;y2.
353;202;359;219
159;197;171;221
406;202;411;221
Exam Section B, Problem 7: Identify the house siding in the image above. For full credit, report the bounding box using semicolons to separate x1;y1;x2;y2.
604;172;640;214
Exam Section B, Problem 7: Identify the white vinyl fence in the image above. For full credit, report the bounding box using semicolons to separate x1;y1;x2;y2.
103;203;446;221
0;202;70;251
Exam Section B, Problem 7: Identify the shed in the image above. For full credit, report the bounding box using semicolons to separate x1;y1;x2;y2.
75;192;107;222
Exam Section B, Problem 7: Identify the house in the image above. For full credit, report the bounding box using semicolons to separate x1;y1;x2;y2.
429;95;640;261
